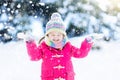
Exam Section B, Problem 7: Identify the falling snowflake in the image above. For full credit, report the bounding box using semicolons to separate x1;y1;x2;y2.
17;4;21;8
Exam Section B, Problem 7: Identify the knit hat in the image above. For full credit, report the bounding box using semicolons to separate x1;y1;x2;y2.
45;12;66;36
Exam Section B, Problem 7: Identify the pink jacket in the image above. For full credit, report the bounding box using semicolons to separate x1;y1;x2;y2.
26;39;92;80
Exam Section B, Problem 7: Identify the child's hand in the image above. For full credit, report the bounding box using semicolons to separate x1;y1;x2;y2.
24;33;34;42
86;36;93;43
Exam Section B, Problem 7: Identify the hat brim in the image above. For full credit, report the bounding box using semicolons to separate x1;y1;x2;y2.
45;28;66;36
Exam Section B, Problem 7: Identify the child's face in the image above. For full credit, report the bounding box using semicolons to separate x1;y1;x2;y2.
48;31;64;44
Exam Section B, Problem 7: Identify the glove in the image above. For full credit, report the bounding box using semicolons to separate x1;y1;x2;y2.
85;36;93;43
24;32;34;42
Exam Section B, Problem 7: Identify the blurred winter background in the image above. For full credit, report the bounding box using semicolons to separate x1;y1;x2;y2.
0;0;120;80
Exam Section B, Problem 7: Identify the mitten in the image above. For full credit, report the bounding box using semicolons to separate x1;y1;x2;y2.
85;36;93;43
24;33;34;42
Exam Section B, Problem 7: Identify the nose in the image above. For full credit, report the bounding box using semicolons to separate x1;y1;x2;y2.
54;35;59;38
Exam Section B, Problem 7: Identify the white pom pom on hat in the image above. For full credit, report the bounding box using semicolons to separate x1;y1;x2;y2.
45;12;66;36
51;12;61;20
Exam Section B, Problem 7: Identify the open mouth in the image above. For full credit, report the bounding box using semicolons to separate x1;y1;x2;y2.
53;39;60;42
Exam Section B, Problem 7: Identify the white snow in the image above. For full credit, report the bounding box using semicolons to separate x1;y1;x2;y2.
0;13;8;21
0;38;120;80
17;4;21;8
0;23;4;30
29;18;44;39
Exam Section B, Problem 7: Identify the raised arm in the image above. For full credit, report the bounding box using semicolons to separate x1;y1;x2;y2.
26;41;43;61
71;37;93;58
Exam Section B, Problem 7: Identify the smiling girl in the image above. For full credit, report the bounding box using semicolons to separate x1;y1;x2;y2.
25;12;93;80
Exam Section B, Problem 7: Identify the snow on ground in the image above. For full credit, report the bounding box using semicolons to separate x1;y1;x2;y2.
0;38;120;80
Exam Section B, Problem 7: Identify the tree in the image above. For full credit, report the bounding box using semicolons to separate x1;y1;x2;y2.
0;0;58;43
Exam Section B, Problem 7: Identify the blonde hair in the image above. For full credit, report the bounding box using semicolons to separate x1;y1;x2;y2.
38;36;45;44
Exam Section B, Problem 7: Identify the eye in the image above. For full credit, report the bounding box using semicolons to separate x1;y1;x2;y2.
52;34;55;36
56;34;59;36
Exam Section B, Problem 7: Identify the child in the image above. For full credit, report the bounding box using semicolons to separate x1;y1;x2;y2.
25;12;93;80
